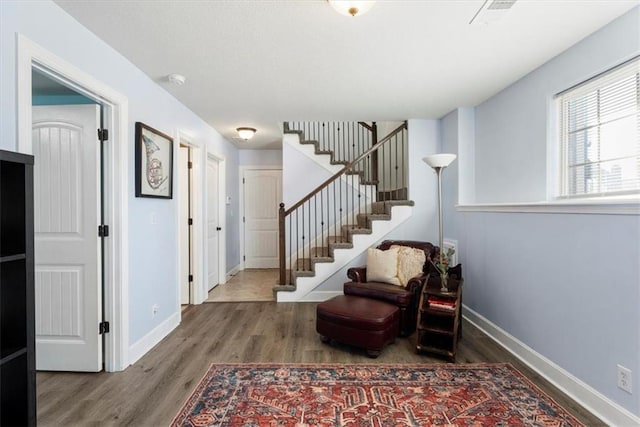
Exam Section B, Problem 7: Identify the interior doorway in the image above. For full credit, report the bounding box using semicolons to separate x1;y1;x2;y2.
18;35;129;372
207;155;221;291
178;144;193;305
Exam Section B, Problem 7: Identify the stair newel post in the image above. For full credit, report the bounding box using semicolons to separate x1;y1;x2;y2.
371;122;378;188
279;203;286;285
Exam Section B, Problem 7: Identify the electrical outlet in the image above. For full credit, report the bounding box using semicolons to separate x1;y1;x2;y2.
152;304;159;318
617;365;632;394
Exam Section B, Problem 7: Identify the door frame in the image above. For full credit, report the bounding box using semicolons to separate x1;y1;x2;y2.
17;34;129;372
206;151;227;288
175;132;204;307
238;166;283;271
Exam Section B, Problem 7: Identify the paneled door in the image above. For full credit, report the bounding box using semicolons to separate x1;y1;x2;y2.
179;145;192;303
244;169;282;268
32;105;102;372
207;156;219;290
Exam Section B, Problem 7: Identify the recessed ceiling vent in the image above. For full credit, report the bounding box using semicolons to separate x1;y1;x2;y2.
470;0;517;25
487;0;517;10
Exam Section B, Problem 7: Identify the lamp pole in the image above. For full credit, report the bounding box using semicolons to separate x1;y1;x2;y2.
422;153;457;291
434;165;444;274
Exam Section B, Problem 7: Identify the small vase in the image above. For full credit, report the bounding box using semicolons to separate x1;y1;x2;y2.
440;275;448;292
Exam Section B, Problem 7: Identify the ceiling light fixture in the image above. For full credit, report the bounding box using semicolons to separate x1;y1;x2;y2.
237;127;256;141
328;0;375;17
167;73;186;85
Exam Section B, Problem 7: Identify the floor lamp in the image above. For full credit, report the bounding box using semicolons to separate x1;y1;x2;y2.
422;153;457;291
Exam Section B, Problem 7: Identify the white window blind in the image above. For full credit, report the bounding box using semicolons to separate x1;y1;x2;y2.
557;56;639;198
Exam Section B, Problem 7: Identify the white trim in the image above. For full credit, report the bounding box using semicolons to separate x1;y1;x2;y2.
226;263;241;281
457;200;639;215
175;132;205;309
298;290;342;302
206;150;227;296
238;165;283;271
17;34;129;372
128;311;180;366
464;307;640;427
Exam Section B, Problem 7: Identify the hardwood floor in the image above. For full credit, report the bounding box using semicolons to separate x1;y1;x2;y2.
37;302;605;426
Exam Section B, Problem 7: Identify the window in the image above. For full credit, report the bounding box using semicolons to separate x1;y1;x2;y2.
557;56;639;198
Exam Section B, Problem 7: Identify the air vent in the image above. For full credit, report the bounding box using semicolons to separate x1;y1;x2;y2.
487;0;517;11
470;0;518;25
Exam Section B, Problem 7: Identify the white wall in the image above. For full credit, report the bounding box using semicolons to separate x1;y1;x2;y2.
0;1;240;355
443;6;640;420
239;149;282;167
283;140;333;207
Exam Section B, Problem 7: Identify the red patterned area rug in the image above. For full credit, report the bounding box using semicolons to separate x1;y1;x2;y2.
172;363;584;427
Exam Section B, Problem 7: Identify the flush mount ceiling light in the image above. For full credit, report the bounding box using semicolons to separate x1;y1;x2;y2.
328;0;375;17
167;73;186;85
236;127;256;141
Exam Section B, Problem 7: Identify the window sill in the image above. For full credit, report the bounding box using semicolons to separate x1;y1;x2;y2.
456;199;640;215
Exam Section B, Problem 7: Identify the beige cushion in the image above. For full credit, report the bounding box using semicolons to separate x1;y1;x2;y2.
366;247;401;286
392;245;427;286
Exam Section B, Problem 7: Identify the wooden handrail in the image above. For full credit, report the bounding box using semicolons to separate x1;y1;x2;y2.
284;121;407;216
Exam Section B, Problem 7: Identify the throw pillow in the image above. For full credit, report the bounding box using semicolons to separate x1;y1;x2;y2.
366;247;401;286
392;245;427;286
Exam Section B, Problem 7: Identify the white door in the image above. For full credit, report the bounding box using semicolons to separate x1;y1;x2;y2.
207;157;219;290
179;145;192;304
32;105;102;372
244;170;282;268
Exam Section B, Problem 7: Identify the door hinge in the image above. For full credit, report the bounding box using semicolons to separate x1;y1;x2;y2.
99;321;110;334
188;218;193;225
188;161;193;169
242;177;245;184
243;216;245;223
216;226;222;231
243;255;246;261
98;224;109;237
97;128;109;141
188;274;193;282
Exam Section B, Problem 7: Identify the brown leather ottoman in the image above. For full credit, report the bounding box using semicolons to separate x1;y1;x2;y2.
316;295;399;358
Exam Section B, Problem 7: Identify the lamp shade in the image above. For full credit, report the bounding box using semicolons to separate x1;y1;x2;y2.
422;153;457;169
328;0;375;17
237;127;256;141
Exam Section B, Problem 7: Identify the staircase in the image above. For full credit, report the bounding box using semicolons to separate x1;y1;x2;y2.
275;121;413;301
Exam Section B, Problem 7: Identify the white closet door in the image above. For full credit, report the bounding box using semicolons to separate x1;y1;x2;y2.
244;170;282;268
207;157;219;290
32;105;102;372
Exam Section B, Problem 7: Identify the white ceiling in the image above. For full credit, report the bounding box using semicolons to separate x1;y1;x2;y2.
54;0;637;149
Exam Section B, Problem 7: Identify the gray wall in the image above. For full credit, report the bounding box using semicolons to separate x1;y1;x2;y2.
443;7;640;417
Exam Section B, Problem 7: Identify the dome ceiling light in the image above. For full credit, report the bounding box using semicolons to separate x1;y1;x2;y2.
328;1;376;17
236;127;257;141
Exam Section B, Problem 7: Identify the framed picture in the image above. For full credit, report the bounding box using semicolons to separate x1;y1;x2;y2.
135;122;173;199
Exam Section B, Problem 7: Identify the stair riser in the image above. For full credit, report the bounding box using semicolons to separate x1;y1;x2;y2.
277;205;413;302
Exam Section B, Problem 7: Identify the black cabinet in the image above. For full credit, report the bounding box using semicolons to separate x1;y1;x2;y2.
0;149;36;426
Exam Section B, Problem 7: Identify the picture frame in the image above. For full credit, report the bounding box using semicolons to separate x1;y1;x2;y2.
135;122;173;199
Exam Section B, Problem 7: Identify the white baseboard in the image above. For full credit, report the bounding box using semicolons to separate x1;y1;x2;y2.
464;306;640;427
226;264;241;281
128;311;180;366
298;290;342;302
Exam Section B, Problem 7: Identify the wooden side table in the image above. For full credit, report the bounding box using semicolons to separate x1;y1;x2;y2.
416;275;463;361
